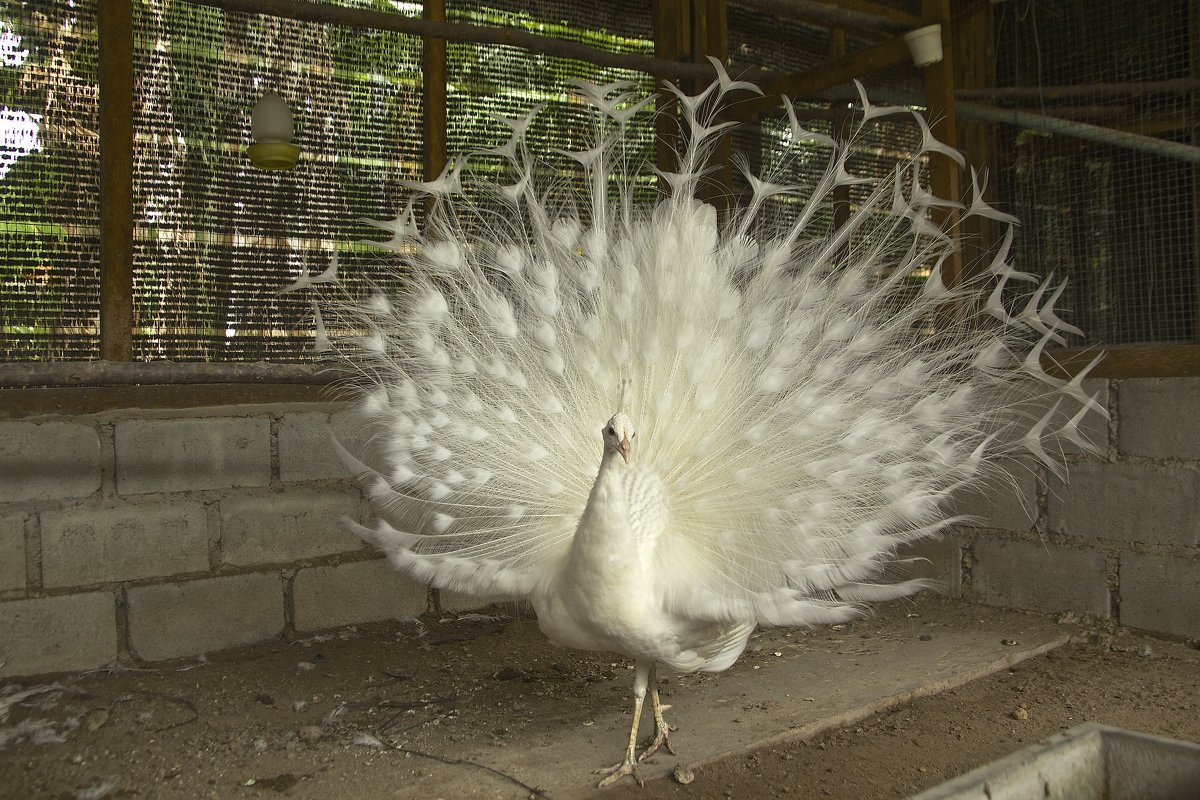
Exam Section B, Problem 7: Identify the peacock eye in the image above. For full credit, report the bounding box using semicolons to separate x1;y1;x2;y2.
605;426;615;435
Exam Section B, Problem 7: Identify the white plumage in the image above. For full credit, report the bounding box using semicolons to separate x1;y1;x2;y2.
292;61;1102;785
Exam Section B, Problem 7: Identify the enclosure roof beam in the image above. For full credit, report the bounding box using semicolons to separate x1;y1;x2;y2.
731;34;913;118
729;0;919;34
186;0;718;82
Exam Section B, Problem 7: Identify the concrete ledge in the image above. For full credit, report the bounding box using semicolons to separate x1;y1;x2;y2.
219;489;364;567
0;420;101;503
0;592;117;677
127;573;285;661
973;537;1109;618
1119;552;1200;639
40;502;209;587
114;417;270;495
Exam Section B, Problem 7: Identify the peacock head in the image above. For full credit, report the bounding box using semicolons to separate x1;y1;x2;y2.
603;413;636;464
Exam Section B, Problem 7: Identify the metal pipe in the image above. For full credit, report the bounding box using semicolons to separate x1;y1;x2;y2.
820;85;1200;164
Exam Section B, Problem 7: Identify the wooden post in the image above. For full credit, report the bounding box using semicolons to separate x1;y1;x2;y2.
829;27;852;236
423;0;447;182
920;0;963;291
98;0;135;361
1191;0;1199;343
953;0;998;279
654;0;689;178
693;0;730;208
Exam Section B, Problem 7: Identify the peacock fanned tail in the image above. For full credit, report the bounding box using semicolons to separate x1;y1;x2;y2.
295;60;1103;628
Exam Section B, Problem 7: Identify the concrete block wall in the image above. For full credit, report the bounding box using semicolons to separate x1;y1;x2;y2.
0;404;431;678
2;378;1196;677
939;377;1200;641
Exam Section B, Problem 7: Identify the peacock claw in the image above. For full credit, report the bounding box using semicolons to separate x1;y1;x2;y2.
637;730;675;762
595;759;644;788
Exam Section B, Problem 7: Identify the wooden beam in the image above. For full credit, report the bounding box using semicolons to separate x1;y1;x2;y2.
653;0;688;176
733;34;912;118
829;28;852;233
731;0;919;33
694;0;731;208
951;0;997;282
1042;345;1200;379
98;0;135;361
187;0;717;82
422;0;447;182
919;0;961;290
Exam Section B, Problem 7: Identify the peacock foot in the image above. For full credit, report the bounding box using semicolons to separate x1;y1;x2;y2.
638;699;676;761
595;757;644;788
637;727;676;762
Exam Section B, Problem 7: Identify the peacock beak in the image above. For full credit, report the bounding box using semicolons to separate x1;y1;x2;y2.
618;436;631;463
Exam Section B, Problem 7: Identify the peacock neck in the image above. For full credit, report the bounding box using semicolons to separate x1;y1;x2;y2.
570;448;631;554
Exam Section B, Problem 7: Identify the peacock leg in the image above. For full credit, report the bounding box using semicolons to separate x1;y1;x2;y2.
595;660;651;788
638;663;676;761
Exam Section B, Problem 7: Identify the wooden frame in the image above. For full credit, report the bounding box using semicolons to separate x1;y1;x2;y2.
5;0;1196;419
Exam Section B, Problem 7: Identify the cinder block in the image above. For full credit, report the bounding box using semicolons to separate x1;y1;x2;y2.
115;416;270;495
952;465;1038;531
40;502;209;588
972;537;1109;617
0;513;26;591
278;411;345;482
0;419;101;502
278;407;389;483
1118;377;1200;460
1047;461;1200;547
896;534;962;596
1119;553;1200;639
128;573;284;661
293;558;428;632
219;489;364;567
0;592;117;677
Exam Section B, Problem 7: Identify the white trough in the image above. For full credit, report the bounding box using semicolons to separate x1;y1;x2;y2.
912;723;1200;800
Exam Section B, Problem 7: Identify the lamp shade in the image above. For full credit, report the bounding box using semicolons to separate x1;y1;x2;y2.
904;24;944;68
248;91;300;170
251;91;294;143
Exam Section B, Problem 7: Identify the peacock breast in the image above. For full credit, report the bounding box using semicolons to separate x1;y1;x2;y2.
621;465;669;554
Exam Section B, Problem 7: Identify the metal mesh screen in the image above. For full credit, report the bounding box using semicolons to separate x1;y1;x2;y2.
993;0;1197;346
1;1;101;361
130;0;424;362
444;0;657;212
727;5;923;235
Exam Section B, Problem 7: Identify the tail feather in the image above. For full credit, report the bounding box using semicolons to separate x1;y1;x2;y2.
301;71;1103;622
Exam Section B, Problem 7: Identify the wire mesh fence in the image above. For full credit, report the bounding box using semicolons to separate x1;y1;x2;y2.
2;0;1195;364
991;0;1197;347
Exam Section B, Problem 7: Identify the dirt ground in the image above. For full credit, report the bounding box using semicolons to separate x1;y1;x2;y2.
1;595;1197;800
